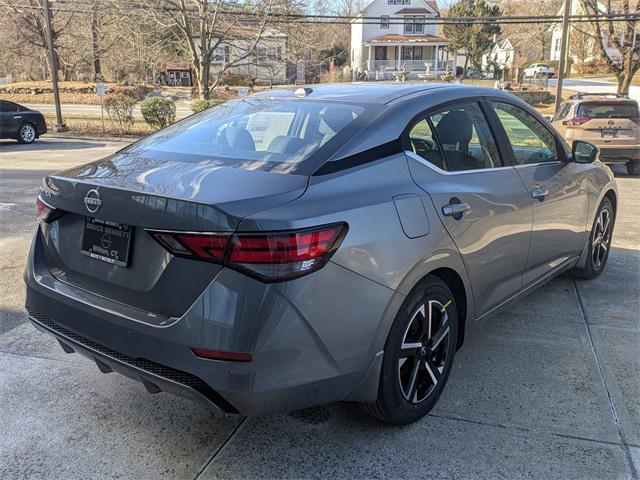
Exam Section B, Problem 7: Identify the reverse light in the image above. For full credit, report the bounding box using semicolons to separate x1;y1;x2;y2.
147;223;347;282
562;116;591;126
36;197;60;223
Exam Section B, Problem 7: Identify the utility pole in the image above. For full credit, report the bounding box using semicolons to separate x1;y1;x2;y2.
554;0;572;113
43;0;68;132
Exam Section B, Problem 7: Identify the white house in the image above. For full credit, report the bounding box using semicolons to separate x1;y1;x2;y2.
550;0;634;65
197;28;288;85
481;38;515;73
350;0;454;79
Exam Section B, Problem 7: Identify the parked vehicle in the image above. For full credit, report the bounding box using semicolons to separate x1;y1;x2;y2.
0;100;47;143
552;93;640;175
25;84;617;424
523;63;555;78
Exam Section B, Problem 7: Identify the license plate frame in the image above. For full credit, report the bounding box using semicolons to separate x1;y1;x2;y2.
601;128;618;138
81;217;133;267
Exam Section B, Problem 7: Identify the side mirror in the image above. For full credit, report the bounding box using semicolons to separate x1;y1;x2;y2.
571;140;599;164
543;115;552;122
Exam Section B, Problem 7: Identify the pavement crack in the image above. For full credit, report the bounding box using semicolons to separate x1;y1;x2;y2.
572;279;638;480
193;417;247;480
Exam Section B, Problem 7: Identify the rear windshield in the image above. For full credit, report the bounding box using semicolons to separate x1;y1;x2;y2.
125;98;374;175
577;101;639;119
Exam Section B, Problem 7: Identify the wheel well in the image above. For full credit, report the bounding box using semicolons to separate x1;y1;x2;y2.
604;189;617;218
429;267;467;349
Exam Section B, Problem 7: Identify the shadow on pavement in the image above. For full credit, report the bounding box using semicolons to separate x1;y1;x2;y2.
0;139;105;151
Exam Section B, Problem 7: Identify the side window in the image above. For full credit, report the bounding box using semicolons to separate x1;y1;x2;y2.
408;119;446;170
429;102;502;171
552;102;570;122
491;102;559;165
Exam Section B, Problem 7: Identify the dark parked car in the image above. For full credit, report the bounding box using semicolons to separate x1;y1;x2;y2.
0;100;47;143
25;84;617;424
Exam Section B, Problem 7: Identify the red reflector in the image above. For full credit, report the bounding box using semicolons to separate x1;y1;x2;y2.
191;348;252;362
229;226;343;264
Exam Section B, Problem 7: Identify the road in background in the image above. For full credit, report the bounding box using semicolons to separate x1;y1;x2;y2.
552;77;640;102
1;138;639;479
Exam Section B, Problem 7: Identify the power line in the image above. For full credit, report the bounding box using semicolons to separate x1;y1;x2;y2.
2;1;639;25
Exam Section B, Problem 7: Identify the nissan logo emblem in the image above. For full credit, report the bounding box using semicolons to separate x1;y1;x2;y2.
84;189;102;213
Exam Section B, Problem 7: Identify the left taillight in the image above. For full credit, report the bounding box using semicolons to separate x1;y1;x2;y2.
147;223;347;282
36;197;61;223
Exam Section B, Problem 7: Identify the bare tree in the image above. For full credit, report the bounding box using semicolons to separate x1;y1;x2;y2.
580;0;639;94
142;0;282;98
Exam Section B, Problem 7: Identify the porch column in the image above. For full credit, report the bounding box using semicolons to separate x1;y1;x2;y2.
398;45;402;70
367;45;373;72
435;45;439;73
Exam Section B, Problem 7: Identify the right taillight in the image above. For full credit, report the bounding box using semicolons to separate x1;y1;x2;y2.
562;116;591;126
147;223;347;282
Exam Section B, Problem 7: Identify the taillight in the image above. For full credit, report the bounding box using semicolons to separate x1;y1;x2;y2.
36;197;60;223
147;223;347;282
191;348;252;362
562;116;590;126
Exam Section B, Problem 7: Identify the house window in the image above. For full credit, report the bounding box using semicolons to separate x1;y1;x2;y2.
256;46;282;65
212;45;230;64
380;15;389;28
404;16;425;34
388;0;410;4
401;46;423;60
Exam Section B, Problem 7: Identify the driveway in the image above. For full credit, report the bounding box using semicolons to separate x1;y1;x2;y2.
0;138;638;479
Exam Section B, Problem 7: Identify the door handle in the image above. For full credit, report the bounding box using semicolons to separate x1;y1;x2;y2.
442;202;470;219
531;186;549;201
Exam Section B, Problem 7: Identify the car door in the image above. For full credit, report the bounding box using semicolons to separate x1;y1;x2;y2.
406;100;532;317
0;101;23;137
488;100;589;286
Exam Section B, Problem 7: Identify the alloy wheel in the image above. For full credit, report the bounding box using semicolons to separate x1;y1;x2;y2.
592;207;612;270
398;300;451;404
20;124;36;143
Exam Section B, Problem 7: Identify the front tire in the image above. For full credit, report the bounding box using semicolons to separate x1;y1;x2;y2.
626;161;639;176
572;198;614;279
360;276;458;424
17;123;37;144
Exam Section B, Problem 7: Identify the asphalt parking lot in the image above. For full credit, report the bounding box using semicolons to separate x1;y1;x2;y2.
1;137;639;479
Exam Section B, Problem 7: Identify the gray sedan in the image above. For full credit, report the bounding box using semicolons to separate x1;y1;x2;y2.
25;84;617;424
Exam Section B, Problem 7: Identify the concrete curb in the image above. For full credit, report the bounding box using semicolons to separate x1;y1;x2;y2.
42;133;141;143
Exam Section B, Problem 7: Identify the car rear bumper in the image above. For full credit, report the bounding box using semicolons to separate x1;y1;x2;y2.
598;145;640;163
24;226;394;415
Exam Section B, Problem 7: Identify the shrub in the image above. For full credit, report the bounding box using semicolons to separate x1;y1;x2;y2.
223;74;253;86
103;93;136;133
140;97;176;129
191;99;222;113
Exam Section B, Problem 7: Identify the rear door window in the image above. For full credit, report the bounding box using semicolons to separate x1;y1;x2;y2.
427;102;503;171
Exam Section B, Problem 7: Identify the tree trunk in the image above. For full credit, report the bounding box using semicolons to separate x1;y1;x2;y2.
617;73;632;95
462;55;469;79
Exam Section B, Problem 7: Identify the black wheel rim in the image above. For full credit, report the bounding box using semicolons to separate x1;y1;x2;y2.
398;300;452;404
592;208;612;270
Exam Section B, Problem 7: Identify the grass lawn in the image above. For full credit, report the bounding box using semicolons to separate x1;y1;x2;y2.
43;113;152;137
0;81;105;105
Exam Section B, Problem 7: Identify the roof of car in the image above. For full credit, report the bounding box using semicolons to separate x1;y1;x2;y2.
250;83;463;104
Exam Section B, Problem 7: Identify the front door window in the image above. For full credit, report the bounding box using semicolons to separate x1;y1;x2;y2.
374;46;387;61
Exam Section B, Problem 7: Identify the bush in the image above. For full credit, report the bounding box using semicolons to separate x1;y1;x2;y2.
223;74;253;86
191;99;223;113
141;97;176;129
103;93;136;133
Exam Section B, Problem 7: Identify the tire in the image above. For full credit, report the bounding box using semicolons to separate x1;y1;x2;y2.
17;123;37;144
360;276;458;424
572;197;614;280
626;161;640;176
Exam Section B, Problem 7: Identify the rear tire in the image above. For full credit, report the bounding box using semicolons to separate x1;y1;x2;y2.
572;198;614;279
626;161;639;176
17;123;37;144
360;276;458;424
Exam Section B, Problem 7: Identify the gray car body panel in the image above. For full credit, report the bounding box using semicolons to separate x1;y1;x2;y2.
24;84;618;415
